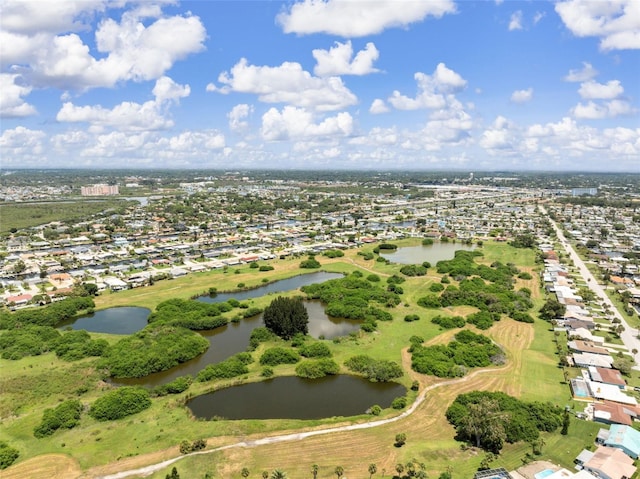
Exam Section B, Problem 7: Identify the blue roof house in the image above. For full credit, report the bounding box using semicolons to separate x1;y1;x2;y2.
604;424;640;459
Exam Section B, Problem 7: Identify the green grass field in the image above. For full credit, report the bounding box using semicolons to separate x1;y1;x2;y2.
0;199;134;233
0;239;596;479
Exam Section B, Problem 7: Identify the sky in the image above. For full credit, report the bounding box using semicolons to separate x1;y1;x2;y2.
0;0;639;172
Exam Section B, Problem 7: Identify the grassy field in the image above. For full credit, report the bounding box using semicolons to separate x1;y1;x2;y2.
0;240;588;479
0;199;134;233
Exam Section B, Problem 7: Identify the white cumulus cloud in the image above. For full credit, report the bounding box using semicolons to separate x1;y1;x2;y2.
509;11;523;31
564;62;599;82
0;73;36;117
228;104;253;132
578;80;624;99
369;99;390;114
56;77;190;131
1;4;206;91
313;41;380;76
276;0;456;37
555;0;640;50
213;58;357;112
260;106;353;141
388;63;466;110
510;88;533;103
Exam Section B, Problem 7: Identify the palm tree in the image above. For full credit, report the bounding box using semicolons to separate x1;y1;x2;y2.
395;464;405;476
311;464;319;479
369;463;377;478
242;467;250;478
262;472;269;479
335;465;344;478
271;470;288;479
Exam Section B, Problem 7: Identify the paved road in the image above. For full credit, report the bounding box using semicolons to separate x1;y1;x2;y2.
540;205;640;368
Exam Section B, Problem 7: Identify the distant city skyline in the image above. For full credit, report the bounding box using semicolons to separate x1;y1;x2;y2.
1;0;639;172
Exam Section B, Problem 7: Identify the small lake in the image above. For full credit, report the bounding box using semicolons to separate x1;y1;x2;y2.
197;271;344;303
186;375;406;420
58;307;150;335
380;243;475;265
114;300;359;387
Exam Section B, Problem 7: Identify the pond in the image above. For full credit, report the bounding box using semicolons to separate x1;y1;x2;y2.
380;242;475;265
114;300;360;388
197;271;344;303
58;307;150;335
186;375;406;420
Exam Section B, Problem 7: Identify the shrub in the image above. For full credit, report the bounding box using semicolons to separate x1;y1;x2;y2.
367;274;381;282
89;387;151;421
196;355;250;382
422;238;434;245
391;396;407;409
295;359;339;378
34;399;83;438
400;264;428;277
429;283;445;293
299;342;332;358
259;347;300;366
344;355;403;382
368;405;382;416
259;265;274;271
261;367;274;378
404;314;420;322
300;258;321;269
431;315;466;329
0;442;19;470
153;376;193;396
417;294;441;309
518;272;532;280
323;249;344;258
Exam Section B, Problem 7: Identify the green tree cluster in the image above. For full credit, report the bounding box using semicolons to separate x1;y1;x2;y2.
446;391;563;452
148;298;234;330
0;296;94;329
411;330;503;377
98;325;209;378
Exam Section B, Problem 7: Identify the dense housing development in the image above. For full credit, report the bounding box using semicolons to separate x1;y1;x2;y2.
0;171;639;479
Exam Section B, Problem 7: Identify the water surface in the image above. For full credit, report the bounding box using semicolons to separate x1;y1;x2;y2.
380;243;475;265
58;307;150;335
187;375;406;420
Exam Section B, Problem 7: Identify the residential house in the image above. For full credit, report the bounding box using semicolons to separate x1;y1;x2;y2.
582;446;635;479
601;424;640;459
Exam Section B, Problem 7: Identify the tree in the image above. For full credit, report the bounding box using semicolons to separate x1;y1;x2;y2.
539;298;566;321
369;463;377;478
561;409;570;435
312;464;319;479
165;467;180;479
262;472;269;479
263;296;309;340
394;432;407;447
335;466;344;478
457;398;509;453
395;464;405;476
242;468;250;478
270;470;288;479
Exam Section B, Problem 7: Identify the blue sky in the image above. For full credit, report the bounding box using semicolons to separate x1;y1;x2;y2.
1;0;639;171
